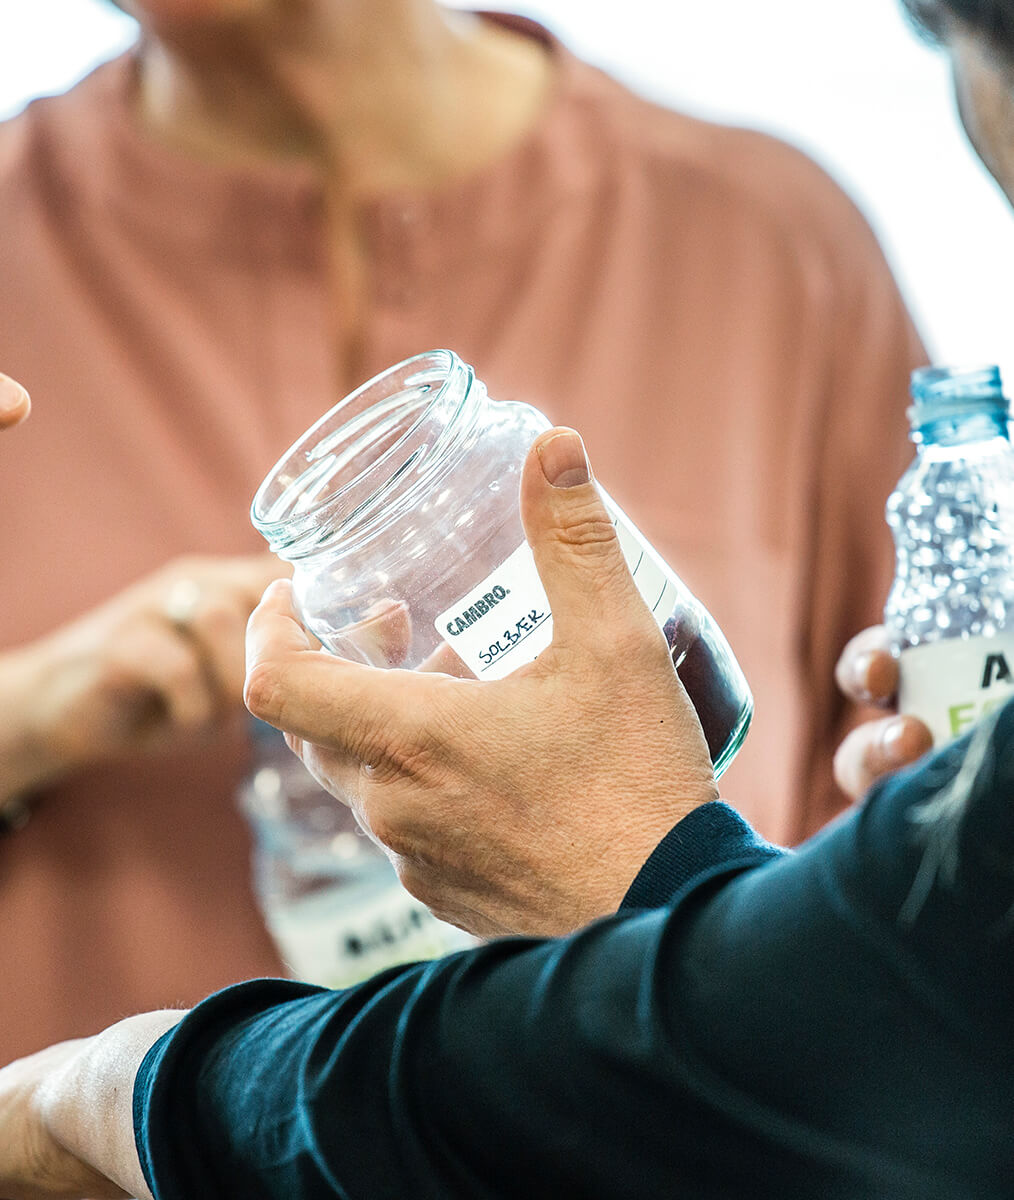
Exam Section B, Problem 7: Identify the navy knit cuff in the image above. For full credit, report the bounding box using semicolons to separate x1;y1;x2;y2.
620;801;786;911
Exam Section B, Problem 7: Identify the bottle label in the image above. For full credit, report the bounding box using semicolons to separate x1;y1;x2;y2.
265;880;476;990
434;498;683;680
898;633;1014;747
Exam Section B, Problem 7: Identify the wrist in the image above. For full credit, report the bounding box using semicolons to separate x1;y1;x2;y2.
38;1014;184;1200
31;1041;132;1200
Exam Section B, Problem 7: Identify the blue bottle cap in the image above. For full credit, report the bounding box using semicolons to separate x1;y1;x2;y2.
908;365;1009;442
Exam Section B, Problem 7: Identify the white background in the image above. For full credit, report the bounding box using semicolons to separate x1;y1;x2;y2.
1;0;1012;381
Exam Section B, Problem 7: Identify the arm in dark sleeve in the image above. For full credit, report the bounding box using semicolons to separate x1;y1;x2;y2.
620;799;786;909
133;801;781;1199
134;732;1014;1200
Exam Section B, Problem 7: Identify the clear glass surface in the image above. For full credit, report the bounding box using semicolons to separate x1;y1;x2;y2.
252;351;751;774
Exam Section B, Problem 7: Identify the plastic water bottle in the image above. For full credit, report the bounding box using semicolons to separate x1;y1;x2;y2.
238;719;475;988
884;365;1014;747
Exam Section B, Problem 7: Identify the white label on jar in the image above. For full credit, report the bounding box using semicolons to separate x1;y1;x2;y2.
435;499;681;681
265;881;476;990
898;633;1014;747
436;542;554;680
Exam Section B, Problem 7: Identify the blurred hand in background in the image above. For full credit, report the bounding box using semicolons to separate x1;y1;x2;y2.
0;553;286;809
833;624;933;801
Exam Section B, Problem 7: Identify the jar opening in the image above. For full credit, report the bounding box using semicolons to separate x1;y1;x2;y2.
251;350;479;558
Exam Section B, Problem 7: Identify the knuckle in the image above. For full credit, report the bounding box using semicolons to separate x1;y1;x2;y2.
550;502;620;558
367;808;415;860
547;505;644;610
370;736;436;792
395;863;445;916
243;661;284;720
389;731;439;777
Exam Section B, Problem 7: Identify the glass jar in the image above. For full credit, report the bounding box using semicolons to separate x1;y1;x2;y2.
252;350;751;773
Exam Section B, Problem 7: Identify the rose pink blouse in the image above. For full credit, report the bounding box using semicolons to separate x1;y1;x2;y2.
0;15;924;1057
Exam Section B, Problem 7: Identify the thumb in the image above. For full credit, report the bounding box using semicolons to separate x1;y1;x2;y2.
244;579;432;766
520;428;649;647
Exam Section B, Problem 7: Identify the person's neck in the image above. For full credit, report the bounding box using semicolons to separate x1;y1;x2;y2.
133;1;554;198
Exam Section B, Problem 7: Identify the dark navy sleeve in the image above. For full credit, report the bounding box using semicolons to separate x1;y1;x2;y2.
620;800;786;909
133;717;1014;1200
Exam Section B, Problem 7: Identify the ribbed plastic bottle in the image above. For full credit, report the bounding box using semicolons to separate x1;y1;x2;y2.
884;365;1014;746
238;718;475;988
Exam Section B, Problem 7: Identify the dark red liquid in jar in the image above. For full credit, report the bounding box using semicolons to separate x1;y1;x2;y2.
663;616;744;763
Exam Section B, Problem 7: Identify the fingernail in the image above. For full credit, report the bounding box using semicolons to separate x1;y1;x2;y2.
880;717;908;765
850;651;876;704
537;429;590;488
0;379;28;414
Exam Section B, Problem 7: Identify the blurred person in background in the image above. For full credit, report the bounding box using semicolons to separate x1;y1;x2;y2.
0;0;923;1062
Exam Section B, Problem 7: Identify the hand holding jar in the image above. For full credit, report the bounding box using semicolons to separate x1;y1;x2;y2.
245;428;719;938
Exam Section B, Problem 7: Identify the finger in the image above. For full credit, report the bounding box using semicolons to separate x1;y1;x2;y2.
519;428;649;647
245;579;436;763
0;373;31;429
833;714;934;800
245;579;316;674
110;621;216;735
146;636;217;731
180;594;250;706
133;555;289;637
150;581;252;715
835;625;898;706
